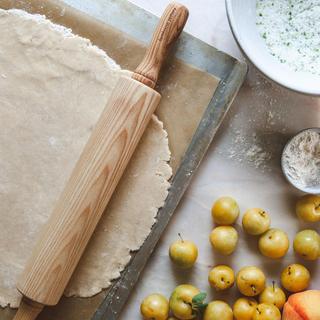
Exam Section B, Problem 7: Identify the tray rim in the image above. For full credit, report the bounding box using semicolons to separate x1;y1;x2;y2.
82;1;248;319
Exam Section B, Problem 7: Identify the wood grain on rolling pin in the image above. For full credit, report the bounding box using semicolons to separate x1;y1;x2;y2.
17;76;161;306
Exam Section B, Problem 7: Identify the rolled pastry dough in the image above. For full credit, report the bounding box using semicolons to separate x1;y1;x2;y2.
0;9;171;307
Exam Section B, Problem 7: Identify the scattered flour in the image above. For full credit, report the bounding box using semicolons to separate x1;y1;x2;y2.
282;130;320;188
224;71;288;171
228;129;272;170
246;145;272;168
256;0;320;75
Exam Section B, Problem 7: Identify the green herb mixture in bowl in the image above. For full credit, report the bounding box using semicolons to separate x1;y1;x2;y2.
225;0;320;95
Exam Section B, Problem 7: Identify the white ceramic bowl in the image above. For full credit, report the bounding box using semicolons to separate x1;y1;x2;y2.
225;0;320;96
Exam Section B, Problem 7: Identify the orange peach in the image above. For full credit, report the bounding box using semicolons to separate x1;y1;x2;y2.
282;290;320;320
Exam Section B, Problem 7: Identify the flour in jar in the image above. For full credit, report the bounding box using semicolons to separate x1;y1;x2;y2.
282;130;320;189
256;0;320;75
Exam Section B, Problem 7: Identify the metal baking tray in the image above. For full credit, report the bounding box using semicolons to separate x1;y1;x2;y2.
61;1;249;319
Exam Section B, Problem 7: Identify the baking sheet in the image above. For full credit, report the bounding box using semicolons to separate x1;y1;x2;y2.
0;0;231;319
59;1;246;319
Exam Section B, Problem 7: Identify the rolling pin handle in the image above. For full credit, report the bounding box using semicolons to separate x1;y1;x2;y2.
132;2;189;88
13;298;44;320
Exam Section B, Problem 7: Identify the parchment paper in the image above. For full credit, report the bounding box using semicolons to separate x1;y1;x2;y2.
0;0;219;319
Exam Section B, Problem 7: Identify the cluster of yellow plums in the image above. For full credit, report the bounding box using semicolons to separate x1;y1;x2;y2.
210;196;320;260
140;195;320;320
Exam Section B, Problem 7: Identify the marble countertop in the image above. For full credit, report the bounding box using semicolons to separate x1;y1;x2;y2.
120;0;320;318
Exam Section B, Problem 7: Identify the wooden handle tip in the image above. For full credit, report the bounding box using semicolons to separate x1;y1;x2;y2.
132;2;189;87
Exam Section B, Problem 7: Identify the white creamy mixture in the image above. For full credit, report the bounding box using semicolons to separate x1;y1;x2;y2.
256;0;320;75
282;130;320;188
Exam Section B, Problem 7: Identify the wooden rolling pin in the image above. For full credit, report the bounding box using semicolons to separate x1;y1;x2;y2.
13;3;188;320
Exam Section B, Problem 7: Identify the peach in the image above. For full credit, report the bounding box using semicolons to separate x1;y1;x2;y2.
282;290;320;320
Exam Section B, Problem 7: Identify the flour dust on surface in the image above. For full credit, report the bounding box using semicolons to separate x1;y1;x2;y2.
214;67;320;173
